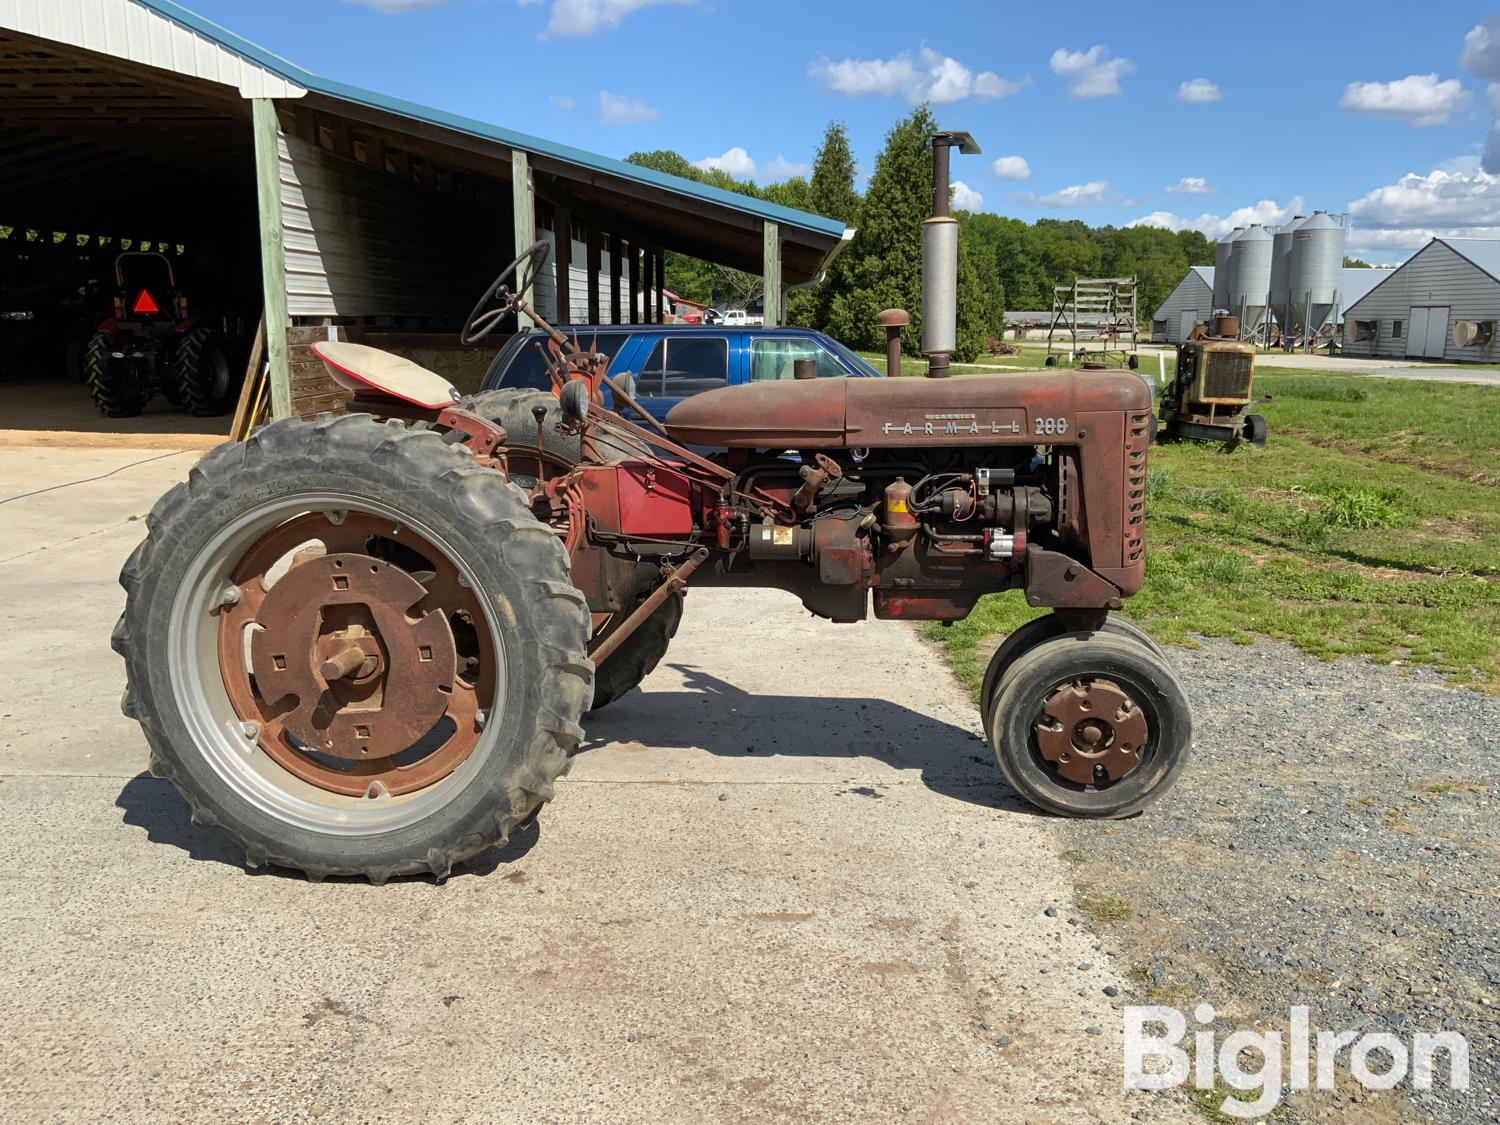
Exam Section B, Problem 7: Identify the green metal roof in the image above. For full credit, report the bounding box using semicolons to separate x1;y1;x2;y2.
136;0;847;241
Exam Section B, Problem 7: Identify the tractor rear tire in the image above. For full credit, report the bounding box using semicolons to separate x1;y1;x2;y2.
464;388;582;466
588;592;684;712
173;326;236;416
465;387;678;709
113;413;592;882
85;331;149;417
980;613;1165;743
988;632;1192;819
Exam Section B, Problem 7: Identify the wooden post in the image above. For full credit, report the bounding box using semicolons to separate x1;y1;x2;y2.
654;250;666;323
609;233;623;325
762;220;782;327
586;225;602;324
553;203;572;323
251;98;290;419
627;242;639;325
511;149;536;329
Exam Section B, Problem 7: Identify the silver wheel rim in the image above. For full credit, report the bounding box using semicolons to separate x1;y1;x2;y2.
167;491;507;835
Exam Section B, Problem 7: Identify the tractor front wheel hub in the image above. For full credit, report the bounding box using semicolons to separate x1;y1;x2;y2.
1035;679;1148;785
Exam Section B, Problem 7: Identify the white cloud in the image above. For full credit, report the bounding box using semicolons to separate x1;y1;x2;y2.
597;90;659;125
1338;74;1472;126
689;149;809;181
1461;17;1500;80
1126;196;1306;239
809;47;1029;105
1049;45;1133;99
1347;167;1500;230
1165;176;1216;195
1462;19;1500;173
1175;78;1222;104
951;181;984;211
539;0;695;37
694;146;757;178
548;94;576;110
343;0;447;10
762;154;811;181
1023;180;1111;207
975;71;1030;99
991;155;1031;181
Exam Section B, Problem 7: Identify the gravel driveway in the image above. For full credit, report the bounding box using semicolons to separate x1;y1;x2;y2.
1043;637;1498;1123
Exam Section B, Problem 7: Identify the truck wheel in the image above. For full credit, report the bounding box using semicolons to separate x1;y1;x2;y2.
988;632;1191;819
113;414;592;882
173;326;236;416
980;613;1164;742
588;591;684;712
85;332;149;417
64;336;86;383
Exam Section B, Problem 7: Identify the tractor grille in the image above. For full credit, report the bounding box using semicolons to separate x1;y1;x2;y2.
1199;351;1254;401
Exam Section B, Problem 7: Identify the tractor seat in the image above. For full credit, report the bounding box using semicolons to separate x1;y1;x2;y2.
311;341;462;409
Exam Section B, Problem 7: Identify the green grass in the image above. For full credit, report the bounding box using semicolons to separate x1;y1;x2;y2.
927;371;1500;693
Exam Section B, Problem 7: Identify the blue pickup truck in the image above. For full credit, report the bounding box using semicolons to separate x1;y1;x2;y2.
482;324;882;422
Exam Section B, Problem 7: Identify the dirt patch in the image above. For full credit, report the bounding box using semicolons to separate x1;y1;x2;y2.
1282;428;1498;488
1424;516;1482;544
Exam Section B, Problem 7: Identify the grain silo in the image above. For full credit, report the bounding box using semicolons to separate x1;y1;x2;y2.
1288;211;1345;337
1269;215;1305;333
1212;227;1242;314
1228;224;1272;333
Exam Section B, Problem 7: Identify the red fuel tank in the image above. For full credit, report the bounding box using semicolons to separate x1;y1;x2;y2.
662;372;1151;449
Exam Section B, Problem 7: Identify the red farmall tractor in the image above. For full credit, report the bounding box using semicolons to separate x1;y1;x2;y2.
114;242;1191;883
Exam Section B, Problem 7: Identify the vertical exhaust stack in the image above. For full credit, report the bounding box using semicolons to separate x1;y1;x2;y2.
922;131;981;378
876;308;910;377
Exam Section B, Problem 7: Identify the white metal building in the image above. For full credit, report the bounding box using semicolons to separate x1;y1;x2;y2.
1342;238;1500;363
1150;266;1215;343
1152;265;1397;345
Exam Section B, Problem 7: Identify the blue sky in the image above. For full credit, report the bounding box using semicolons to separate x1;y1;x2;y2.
188;0;1500;263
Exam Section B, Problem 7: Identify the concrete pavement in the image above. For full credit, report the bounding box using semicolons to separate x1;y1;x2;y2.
0;445;1192;1123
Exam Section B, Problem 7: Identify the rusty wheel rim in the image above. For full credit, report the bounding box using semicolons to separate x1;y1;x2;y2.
1033;678;1149;787
168;493;506;834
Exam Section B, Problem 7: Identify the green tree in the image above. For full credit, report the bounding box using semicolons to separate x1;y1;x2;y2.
788;122;863;329
1344;255;1372;268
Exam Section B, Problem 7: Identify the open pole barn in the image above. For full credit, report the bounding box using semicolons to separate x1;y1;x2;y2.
0;0;852;432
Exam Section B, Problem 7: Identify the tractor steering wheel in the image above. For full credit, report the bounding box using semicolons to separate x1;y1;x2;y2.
460;240;551;345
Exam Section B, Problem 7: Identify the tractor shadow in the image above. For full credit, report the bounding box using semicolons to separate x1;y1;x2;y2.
581;663;1042;815
114;773;540;881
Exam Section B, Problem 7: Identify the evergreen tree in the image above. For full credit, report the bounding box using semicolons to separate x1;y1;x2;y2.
788;122;862;328
825;106;938;354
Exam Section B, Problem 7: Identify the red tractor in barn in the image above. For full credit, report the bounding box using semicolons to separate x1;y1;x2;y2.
84;250;238;418
114;242;1190;883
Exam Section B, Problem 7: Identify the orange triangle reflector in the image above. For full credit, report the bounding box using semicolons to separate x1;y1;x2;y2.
132;289;160;315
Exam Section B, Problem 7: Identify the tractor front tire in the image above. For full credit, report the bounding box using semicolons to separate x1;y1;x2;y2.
173;326;236;416
988;632;1192;819
980;613;1165;742
114;414;592;881
85;332;149;417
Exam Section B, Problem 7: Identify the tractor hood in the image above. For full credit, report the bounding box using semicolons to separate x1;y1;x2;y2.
663;372;1153;448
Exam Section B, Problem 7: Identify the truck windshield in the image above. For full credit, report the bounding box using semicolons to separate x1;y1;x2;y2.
821;337;883;378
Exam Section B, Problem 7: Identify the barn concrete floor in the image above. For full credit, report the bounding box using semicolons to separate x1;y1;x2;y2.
0;446;1193;1124
0;375;231;449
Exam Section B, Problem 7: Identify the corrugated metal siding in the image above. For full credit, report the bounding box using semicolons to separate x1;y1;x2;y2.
279;131;503;319
1342;240;1500;362
1152;269;1214;342
0;0;305;98
533;229;641;323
